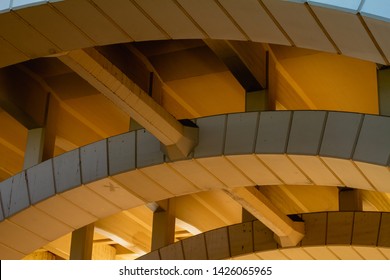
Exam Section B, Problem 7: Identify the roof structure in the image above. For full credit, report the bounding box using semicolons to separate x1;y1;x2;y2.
0;0;390;260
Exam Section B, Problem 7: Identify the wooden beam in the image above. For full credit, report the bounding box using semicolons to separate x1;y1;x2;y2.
23;250;56;260
69;223;94;260
92;244;116;260
59;48;198;160
378;67;390;116
339;187;363;211
266;44;317;110
204;39;264;92
228;41;268;89
23;127;45;170
151;199;176;251
225;186;305;247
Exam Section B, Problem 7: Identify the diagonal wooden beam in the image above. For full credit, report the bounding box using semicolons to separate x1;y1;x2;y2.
204;39;265;92
58;48;198;160
225;186;305;247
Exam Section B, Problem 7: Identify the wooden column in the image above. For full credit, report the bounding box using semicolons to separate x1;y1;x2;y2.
378;67;390;116
92;244;116;260
151;199;176;251
69;224;94;260
23;127;45;169
339;187;363;211
23;250;56;260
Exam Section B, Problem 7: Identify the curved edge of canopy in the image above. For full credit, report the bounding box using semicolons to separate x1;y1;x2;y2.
0;0;390;68
138;211;390;260
0;110;389;258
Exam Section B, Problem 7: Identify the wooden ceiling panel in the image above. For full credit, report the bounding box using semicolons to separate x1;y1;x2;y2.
355;162;390;193
227;154;282;186
168;160;225;190
0;36;28;68
15;4;93;51
219;0;290;45
86;178;145;211
35;195;97;230
288;155;341;186
9;207;73;241
133;0;204;39
354;246;387;260
327;246;363;260
196;157;254;188
257;154;312;185
91;0;165;42
177;0;246;40
113;170;173;202
60;186;121;219
321;157;374;191
0;12;60;58
363;17;390;65
264;0;336;52
256;250;290;260
303;246;339;260
52;0;130;45
140;164;200;196
310;5;385;64
279;247;313;260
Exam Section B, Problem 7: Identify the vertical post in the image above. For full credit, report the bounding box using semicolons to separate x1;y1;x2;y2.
339;188;363;211
42;95;59;161
245;90;269;112
70;224;95;260
242;59;270;222
92;244;116;260
23;94;58;168
23;251;56;260
23;127;45;169
151;199;176;251
378;67;390;116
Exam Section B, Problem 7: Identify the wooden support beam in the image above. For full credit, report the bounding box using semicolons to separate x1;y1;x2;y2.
59;48;198;161
70;223;94;260
206;40;271;112
228;41;268;89
151;199;176;251
378;67;390;116
23;250;57;260
204;40;265;92
225;186;305;247
23;127;45;170
246;90;269;111
266;45;316;110
92;244;116;260
339;187;363;211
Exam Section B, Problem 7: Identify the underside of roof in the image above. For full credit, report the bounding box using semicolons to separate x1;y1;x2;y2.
0;0;390;260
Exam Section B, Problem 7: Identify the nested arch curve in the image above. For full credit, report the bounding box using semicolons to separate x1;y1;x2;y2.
138;212;390;260
0;0;390;68
0;110;389;259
